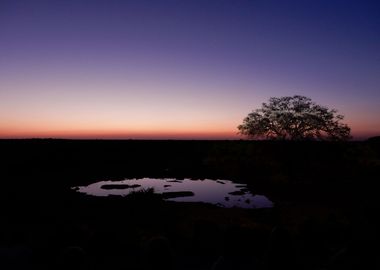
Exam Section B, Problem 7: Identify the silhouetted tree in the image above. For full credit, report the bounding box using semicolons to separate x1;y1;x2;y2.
238;95;351;140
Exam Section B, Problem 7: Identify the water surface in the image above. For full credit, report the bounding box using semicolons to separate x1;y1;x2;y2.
74;178;273;209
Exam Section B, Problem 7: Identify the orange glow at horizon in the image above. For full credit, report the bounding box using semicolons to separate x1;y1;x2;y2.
0;122;378;140
0;121;240;139
0;80;378;140
0;129;239;140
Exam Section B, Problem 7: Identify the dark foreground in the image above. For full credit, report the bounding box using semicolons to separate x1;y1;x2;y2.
1;139;380;269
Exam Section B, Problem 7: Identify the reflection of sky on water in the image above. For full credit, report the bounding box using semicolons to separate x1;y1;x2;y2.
75;178;273;209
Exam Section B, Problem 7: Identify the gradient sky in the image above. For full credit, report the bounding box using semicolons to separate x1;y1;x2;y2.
0;0;379;139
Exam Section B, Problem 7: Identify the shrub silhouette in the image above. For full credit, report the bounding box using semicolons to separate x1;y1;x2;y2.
238;95;351;140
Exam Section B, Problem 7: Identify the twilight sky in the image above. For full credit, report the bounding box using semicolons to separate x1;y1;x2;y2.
0;0;379;139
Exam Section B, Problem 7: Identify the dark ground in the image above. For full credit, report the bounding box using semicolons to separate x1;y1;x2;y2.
1;139;380;269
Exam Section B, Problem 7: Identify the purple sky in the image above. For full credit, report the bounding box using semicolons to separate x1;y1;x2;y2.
0;0;379;139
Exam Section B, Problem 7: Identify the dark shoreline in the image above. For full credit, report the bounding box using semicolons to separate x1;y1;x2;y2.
1;139;379;269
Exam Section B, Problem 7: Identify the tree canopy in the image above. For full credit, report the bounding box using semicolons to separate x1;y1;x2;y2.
238;95;351;140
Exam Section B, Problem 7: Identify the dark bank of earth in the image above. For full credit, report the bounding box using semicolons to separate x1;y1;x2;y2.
1;139;380;269
100;184;141;189
161;191;195;199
